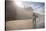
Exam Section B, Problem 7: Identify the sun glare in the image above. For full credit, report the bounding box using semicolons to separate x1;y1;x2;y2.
14;0;24;8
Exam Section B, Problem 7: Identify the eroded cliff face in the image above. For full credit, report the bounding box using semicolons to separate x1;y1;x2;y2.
6;0;33;21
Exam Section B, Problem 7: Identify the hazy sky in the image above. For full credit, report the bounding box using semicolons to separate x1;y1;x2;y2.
23;2;45;15
14;0;45;15
29;2;44;15
22;0;44;2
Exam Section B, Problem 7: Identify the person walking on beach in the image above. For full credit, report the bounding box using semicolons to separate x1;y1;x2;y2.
33;13;38;28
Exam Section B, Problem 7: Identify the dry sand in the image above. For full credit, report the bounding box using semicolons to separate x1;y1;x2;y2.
6;19;33;30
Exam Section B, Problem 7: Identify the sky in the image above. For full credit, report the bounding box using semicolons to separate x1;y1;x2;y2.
22;0;44;2
25;2;45;15
14;0;45;15
23;2;45;15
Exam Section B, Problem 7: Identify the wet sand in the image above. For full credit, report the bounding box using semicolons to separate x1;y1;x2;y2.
6;14;45;30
